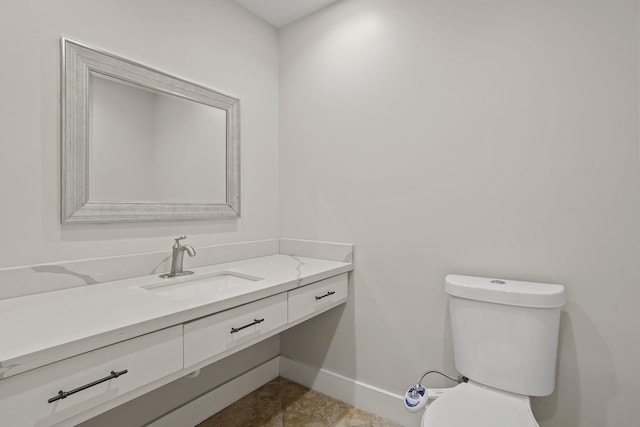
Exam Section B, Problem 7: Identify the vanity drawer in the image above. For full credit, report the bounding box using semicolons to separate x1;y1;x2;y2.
0;326;183;427
288;273;348;323
184;293;287;368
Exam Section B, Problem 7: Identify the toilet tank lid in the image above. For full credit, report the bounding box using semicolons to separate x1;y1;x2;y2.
445;275;566;308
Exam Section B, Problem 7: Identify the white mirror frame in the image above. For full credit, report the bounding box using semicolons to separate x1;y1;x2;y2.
61;38;240;223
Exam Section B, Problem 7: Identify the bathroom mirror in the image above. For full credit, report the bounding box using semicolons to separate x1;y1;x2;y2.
61;38;240;223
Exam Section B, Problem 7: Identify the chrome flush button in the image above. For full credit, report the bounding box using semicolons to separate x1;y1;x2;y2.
490;280;506;285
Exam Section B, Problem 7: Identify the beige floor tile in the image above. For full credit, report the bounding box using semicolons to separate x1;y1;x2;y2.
197;377;403;427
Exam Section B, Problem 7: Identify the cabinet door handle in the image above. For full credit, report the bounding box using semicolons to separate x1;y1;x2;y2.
315;291;336;300
230;318;265;334
47;369;128;404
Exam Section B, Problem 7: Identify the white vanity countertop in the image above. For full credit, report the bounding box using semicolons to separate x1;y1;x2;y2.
0;254;352;379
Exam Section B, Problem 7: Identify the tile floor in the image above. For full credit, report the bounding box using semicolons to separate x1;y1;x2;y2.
197;377;403;427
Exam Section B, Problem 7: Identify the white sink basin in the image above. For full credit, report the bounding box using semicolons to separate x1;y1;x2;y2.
142;271;263;300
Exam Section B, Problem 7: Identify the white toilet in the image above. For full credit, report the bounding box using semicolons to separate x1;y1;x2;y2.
422;274;566;427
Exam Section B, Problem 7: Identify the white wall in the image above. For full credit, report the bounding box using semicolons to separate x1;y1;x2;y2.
0;0;279;267
279;1;640;426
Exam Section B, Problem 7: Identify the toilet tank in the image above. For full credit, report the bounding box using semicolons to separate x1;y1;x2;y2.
445;274;566;397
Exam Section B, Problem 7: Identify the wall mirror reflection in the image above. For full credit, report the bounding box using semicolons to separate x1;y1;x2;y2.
61;38;240;223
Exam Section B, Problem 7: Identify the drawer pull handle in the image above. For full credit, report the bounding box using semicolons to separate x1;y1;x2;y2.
47;369;128;404
230;318;265;334
315;291;336;300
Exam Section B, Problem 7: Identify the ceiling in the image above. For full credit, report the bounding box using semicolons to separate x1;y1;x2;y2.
235;0;340;28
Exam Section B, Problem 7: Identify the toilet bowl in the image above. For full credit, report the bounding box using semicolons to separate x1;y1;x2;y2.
421;274;566;426
421;381;538;427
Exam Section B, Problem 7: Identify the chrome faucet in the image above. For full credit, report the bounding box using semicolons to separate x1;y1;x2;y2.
160;236;196;278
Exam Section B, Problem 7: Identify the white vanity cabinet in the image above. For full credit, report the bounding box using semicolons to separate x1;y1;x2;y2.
183;273;348;368
0;254;352;427
0;326;183;427
288;273;348;323
184;293;288;368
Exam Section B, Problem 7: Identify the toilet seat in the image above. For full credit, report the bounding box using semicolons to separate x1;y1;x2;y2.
421;381;539;427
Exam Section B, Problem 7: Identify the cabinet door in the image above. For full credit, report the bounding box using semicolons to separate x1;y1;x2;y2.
0;326;183;427
288;273;348;323
184;293;287;368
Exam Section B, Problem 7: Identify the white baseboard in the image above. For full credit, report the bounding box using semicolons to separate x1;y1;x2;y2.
279;356;422;427
148;357;279;427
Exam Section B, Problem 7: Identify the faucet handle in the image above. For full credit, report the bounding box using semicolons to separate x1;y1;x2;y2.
173;236;187;247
